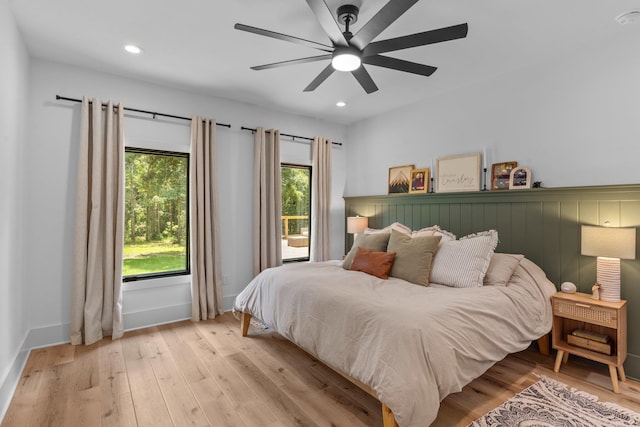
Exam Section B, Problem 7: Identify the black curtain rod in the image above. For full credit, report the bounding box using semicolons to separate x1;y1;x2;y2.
241;126;342;146
55;95;231;128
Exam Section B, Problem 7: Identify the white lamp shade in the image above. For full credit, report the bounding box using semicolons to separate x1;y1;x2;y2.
581;225;636;302
581;225;636;260
347;216;368;234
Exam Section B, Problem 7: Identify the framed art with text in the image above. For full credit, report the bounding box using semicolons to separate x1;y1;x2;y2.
436;153;481;193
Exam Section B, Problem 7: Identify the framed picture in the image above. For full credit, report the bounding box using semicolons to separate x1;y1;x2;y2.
436;153;481;193
388;164;414;194
491;161;518;190
509;166;532;189
409;168;430;194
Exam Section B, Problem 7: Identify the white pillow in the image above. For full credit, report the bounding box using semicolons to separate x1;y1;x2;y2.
430;230;499;288
364;222;412;235
411;225;440;237
484;253;524;286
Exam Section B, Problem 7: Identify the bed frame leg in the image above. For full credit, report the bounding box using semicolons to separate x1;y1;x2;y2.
241;312;252;337
381;403;398;427
537;334;550;356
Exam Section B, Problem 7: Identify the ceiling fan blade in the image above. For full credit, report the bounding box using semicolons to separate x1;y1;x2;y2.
305;0;348;47
363;55;436;76
234;23;333;52
350;0;420;50
304;64;335;92
251;55;332;71
363;23;469;56
351;67;379;94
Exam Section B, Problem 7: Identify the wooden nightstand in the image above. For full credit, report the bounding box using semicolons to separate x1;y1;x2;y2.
552;292;627;393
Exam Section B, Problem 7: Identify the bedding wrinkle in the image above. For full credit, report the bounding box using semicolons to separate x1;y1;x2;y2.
233;259;554;427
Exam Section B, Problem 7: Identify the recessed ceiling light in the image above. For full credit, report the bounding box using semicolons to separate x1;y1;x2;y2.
124;44;144;55
616;10;640;25
336;101;347;107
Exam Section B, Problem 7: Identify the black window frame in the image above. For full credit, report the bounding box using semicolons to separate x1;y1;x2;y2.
123;147;191;283
281;163;312;263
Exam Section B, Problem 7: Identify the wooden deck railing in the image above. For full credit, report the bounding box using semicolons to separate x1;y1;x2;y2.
282;215;308;239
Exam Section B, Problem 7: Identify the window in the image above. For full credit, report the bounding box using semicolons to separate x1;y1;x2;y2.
123;148;189;281
281;163;311;262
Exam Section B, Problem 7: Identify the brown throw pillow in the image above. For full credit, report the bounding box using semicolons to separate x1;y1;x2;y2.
350;247;396;279
342;232;391;269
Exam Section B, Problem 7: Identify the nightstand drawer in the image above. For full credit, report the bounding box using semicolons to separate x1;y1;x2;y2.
553;298;618;328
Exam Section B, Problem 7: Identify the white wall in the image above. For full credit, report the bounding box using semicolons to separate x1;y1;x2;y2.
345;33;640;196
24;59;347;345
0;0;30;419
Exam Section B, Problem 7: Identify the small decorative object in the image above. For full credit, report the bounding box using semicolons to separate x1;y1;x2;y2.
533;181;542;188
569;329;611;354
436;153;481;193
388;164;414;194
490;161;517;190
560;282;577;293
409;168;429;193
509;166;532;190
591;283;600;300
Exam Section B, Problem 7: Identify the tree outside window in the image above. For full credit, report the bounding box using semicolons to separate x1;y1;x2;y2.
123;148;189;280
281;164;311;261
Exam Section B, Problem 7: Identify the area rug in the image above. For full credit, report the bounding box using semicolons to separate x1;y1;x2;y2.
469;376;640;426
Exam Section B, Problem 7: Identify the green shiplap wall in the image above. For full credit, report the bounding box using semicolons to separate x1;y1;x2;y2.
344;184;640;380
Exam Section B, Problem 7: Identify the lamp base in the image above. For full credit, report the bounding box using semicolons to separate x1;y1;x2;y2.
597;256;621;302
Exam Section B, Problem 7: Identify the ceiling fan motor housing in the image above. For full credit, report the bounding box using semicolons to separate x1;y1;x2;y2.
337;4;359;26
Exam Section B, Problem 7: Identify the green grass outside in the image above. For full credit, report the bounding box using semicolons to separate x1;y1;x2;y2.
123;242;186;276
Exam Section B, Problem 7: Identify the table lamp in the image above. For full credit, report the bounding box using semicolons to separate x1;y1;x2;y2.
347;216;368;238
581;225;636;302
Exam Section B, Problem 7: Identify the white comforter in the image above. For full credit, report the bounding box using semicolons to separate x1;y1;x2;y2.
234;258;556;427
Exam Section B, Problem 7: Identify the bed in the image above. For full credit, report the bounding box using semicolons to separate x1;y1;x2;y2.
234;226;556;427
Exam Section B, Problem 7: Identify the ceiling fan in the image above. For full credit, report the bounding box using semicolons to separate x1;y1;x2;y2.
234;0;468;94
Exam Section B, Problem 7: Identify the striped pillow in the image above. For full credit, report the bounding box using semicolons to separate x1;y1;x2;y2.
430;230;499;288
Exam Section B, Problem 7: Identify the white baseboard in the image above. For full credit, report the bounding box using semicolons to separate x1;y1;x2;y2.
0;337;29;423
122;294;237;330
123;303;192;331
26;323;70;350
22;295;239;350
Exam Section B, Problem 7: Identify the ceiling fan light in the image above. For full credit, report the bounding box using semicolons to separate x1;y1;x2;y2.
331;47;361;72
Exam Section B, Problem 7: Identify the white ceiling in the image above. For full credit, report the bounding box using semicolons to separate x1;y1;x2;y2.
10;0;640;124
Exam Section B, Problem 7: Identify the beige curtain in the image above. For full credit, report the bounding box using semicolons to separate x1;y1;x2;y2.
311;137;332;261
190;117;224;321
253;127;282;275
70;97;125;345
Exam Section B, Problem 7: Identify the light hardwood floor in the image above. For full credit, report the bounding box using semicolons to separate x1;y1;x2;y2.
3;312;640;427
